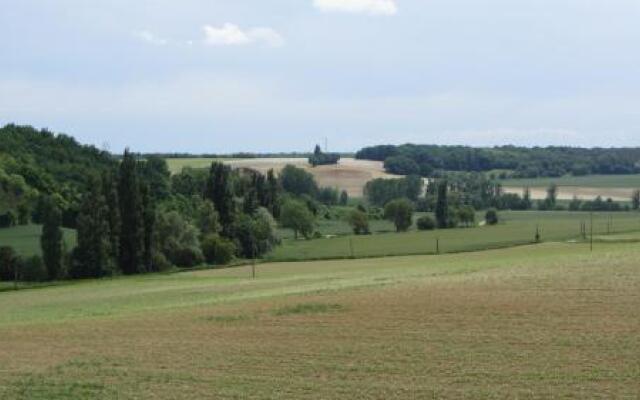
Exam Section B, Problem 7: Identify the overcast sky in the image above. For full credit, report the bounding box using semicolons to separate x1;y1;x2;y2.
1;0;639;153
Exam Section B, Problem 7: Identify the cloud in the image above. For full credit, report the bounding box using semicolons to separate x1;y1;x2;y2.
203;24;284;47
313;0;397;15
133;30;168;46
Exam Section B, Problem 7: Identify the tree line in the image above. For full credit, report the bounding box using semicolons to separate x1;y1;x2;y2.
356;144;640;178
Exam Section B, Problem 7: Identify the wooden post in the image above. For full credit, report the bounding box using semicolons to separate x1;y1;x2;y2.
14;260;18;291
436;238;440;254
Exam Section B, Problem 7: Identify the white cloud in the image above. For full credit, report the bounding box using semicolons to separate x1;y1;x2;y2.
313;0;397;15
203;24;284;47
133;30;168;46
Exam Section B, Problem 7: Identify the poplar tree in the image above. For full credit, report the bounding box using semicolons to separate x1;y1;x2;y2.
40;196;63;280
102;170;121;264
118;150;145;275
205;162;235;237
73;176;113;278
435;180;449;229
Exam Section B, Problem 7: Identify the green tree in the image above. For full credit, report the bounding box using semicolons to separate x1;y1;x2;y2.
118;150;145;275
71;176;113;278
632;190;640;210
485;208;499;225
140;156;171;200
154;211;203;268
40;196;63;280
280;165;318;197
456;205;476;228
384;198;414;232
416;215;436;231
197;200;220;236
339;190;349;206
102;170;121;263
435;180;449;229
141;184;156;272
347;209;370;235
201;234;236;265
280;199;315;239
205;162;236;237
265;169;281;218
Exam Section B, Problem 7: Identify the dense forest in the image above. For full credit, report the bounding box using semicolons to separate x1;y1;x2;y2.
356;144;640;178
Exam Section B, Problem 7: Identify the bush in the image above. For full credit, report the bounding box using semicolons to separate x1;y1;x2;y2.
384;198;414;232
21;255;47;282
416;215;436;231
0;246;18;281
173;247;204;268
485;209;499;225
201;234;236;266
347;210;370;235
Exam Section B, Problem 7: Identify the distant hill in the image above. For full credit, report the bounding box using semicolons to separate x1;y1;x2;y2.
0;124;116;220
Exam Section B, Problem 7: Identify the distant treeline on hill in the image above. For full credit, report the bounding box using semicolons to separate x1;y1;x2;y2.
355;144;640;178
143;151;354;160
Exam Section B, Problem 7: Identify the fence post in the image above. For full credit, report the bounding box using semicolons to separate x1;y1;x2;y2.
590;212;594;252
349;238;355;258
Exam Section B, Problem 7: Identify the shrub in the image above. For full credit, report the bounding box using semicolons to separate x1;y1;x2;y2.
384;198;414;232
201;234;236;266
21;255;47;282
485;209;499;225
416;215;436;231
347;210;370;235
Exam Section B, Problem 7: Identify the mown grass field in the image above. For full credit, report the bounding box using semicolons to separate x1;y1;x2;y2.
0;224;77;257
1;240;639;398
269;211;640;261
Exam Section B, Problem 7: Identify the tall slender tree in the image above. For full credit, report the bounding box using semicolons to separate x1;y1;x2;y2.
435;180;449;229
632;189;640;210
204;162;235;237
141;183;155;272
118;150;145;275
73;176;113;278
102;170;121;264
40;196;63;280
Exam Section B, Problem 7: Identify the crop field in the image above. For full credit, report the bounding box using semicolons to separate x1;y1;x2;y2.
502;174;640;201
269;211;640;261
1;240;639;399
166;157;400;198
0;225;77;257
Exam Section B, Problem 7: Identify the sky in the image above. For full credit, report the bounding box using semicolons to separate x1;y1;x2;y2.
1;0;640;153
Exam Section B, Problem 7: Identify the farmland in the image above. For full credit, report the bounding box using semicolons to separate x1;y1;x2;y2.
269;211;640;261
166;157;400;198
502;174;640;201
1;240;639;398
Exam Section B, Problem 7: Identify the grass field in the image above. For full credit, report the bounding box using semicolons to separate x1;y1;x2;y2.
0;224;77;256
1;240;639;398
269;211;640;261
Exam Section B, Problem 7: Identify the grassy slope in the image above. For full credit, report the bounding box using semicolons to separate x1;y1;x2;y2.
501;174;640;188
1;241;639;398
165;158;225;174
270;211;640;261
0;224;77;256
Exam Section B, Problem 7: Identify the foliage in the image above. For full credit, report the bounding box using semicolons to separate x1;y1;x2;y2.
309;145;340;167
280;199;315;239
632;190;640;210
234;208;279;258
154;211;203;268
357;143;640;178
40;196;64;280
456;205;476;228
339;190;349;206
347;209;370;235
416;215;436;231
280;165;318;197
485;209;499;225
384;155;420;175
201;234;236;265
118;150;147;274
364;176;423;206
384;198;414;232
317;187;340;205
435;180;449;229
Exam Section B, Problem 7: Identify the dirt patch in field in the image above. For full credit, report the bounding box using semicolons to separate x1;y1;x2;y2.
504;186;634;202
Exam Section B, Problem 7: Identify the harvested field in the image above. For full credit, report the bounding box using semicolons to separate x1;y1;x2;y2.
504;186;634;201
1;241;639;398
166;157;401;197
